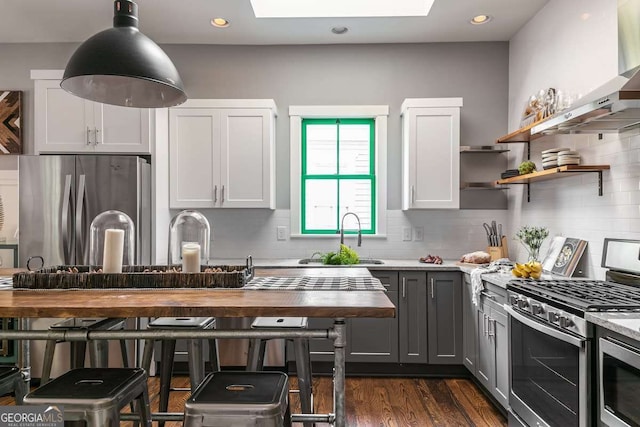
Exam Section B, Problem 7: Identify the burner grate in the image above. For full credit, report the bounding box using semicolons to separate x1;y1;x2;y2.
508;279;640;311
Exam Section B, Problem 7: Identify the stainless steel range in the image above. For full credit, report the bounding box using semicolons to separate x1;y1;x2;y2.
506;238;640;427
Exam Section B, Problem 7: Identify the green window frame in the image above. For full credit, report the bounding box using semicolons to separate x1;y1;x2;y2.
301;118;376;235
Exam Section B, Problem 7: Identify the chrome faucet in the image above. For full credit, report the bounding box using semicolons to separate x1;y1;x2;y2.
339;212;362;247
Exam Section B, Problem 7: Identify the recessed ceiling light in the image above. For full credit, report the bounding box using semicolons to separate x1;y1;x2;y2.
250;0;434;18
211;18;230;28
331;26;349;35
470;14;492;25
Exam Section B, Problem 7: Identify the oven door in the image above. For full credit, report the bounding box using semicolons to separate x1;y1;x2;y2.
506;306;589;427
599;337;640;427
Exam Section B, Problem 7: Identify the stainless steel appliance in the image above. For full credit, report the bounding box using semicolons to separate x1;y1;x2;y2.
506;238;640;427
599;335;640;427
18;154;151;378
18;155;151;267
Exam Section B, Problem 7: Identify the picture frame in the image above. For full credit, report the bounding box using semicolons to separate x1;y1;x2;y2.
542;236;588;277
0;91;22;154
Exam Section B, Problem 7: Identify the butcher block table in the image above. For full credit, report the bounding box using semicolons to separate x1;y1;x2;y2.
0;267;395;427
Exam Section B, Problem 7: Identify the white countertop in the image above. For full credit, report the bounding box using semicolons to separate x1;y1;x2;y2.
586;312;640;342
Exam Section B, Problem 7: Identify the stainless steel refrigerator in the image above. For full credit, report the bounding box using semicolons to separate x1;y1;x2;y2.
18;155;151;379
18;155;151;268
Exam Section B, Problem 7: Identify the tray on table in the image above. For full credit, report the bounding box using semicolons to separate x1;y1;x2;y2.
12;258;254;290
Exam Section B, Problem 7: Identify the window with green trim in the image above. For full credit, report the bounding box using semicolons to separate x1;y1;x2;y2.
301;118;376;234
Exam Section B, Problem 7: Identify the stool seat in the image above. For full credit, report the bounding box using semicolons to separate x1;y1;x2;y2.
41;317;130;385
142;317;220;427
0;366;26;404
24;368;151;427
184;371;290;427
247;317;313;427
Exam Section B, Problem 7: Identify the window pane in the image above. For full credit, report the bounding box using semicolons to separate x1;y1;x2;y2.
306;124;337;174
339;180;372;230
339;124;371;174
304;180;338;230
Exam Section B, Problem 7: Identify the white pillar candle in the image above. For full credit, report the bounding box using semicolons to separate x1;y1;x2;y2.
182;242;201;273
102;229;125;273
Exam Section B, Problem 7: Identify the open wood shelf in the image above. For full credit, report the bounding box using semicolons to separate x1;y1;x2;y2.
495;165;610;202
496;120;546;144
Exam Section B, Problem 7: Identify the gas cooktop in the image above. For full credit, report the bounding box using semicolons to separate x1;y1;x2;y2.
507;278;640;313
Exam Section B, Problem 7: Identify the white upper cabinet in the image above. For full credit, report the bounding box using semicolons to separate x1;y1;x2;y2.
32;70;151;154
401;98;462;209
169;100;277;209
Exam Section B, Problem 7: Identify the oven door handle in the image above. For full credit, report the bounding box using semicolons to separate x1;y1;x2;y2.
505;305;585;348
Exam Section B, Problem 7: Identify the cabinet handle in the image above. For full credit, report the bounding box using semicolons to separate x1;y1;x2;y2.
411;185;415;204
480;291;496;301
489;318;495;337
86;127;92;145
221;185;225;203
402;277;406;298
214;185;218;203
94;128;100;144
483;314;488;337
430;277;435;299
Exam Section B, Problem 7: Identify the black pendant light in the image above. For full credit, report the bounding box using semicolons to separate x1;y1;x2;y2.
61;0;187;108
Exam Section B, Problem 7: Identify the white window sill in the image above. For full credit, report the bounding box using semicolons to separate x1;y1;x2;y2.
289;234;387;239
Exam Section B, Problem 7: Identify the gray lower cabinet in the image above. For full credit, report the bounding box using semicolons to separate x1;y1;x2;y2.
462;273;477;373
348;271;399;363
427;272;463;364
399;271;428;364
308;271;399;363
474;281;509;409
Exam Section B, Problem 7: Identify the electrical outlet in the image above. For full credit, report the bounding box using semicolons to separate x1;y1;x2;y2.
402;227;412;241
276;226;287;241
414;226;424;241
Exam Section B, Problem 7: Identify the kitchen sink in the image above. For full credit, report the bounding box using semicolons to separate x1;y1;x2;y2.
298;258;384;265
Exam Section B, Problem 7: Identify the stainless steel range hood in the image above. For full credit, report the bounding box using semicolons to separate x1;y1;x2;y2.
532;0;640;136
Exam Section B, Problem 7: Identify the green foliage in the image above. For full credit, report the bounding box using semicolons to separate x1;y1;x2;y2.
518;161;537;175
319;244;360;265
515;225;549;261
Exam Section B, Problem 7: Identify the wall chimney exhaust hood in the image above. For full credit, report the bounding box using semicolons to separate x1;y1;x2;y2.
532;0;640;136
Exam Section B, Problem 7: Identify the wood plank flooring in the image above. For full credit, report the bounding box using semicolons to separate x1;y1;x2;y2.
0;376;506;426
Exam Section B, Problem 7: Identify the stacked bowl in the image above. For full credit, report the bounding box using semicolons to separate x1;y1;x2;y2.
541;147;568;169
557;150;581;167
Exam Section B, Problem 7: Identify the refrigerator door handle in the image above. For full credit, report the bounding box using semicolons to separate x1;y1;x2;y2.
75;174;87;265
61;174;73;264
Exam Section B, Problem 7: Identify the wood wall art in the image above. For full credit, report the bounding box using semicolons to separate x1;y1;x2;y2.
0;91;22;154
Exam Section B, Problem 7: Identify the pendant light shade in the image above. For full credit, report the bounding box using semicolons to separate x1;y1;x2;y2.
61;0;187;108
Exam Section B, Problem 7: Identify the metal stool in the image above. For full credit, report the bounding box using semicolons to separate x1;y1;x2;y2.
141;317;220;427
41;318;130;384
247;317;313;427
24;367;151;427
183;371;290;427
0;366;27;404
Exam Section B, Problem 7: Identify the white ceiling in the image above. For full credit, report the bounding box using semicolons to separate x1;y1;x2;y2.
0;0;549;45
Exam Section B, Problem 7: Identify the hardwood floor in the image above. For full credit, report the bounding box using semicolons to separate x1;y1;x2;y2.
0;375;506;426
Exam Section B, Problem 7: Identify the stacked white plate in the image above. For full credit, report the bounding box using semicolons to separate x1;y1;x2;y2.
557;150;581;166
541;147;569;169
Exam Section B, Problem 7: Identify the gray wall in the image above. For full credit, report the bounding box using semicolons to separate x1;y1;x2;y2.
0;42;509;209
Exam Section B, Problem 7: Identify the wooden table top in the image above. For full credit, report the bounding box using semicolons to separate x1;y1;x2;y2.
0;267;395;319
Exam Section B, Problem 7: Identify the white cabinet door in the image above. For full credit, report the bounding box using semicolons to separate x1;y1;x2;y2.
219;109;274;208
169;108;219;208
93;103;151;154
34;79;95;153
169;101;276;209
34;77;151;154
402;99;461;209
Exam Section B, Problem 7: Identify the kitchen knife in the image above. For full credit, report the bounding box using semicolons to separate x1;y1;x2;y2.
497;224;503;246
483;223;493;245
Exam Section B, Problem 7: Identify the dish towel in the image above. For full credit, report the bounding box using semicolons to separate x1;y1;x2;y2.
471;263;501;306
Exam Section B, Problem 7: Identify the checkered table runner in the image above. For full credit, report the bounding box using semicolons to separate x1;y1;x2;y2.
244;276;386;291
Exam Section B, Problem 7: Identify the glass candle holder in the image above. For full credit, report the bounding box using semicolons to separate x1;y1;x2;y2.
89;210;135;273
168;210;210;272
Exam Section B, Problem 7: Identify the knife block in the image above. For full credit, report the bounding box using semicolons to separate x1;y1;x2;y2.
487;237;509;261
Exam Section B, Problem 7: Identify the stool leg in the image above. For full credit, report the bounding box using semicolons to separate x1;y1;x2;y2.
40;339;56;384
136;386;152;427
187;339;205;390
13;376;26;405
71;341;87;369
141;339;154;373
158;340;176;427
208;339;220;372
89;339;109;368
86;409;118;427
246;339;266;371
293;338;314;427
120;339;129;368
